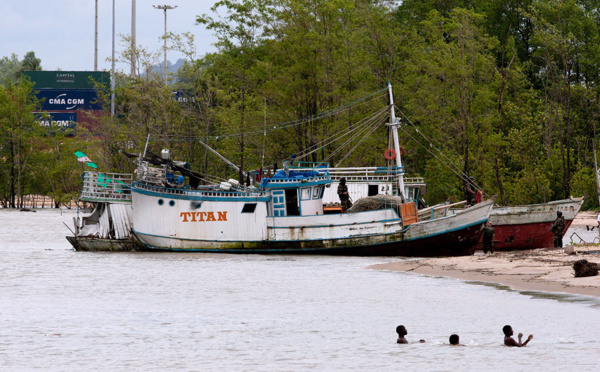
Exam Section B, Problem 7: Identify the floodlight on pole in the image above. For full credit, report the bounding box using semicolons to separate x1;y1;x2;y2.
153;4;178;83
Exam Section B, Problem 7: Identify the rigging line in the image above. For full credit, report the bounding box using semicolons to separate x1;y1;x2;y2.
391;100;465;163
296;107;388;164
292;106;389;162
393;97;455;156
397;124;489;197
289;106;387;163
398;109;489;196
335;116;385;167
149;90;389;142
238;95;381;134
212;91;388;140
322;110;389;163
395;107;473;183
322;113;387;164
395;108;469;177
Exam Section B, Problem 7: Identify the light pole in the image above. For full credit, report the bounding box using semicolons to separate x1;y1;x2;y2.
153;4;177;83
111;0;115;116
94;0;98;71
131;0;136;76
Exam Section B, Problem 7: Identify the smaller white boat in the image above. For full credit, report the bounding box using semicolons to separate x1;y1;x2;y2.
66;172;137;251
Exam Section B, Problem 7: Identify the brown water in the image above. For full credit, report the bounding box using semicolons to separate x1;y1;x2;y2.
1;209;599;371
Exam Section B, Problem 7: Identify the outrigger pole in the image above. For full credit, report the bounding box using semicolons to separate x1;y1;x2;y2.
387;82;405;199
198;139;247;177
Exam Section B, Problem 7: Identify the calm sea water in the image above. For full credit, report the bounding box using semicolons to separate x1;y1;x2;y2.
1;209;599;371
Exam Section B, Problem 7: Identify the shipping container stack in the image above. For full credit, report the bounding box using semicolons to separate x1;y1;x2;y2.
23;71;110;136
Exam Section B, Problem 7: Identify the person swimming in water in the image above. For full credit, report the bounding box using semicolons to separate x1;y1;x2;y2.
396;325;425;344
449;334;464;346
503;325;533;347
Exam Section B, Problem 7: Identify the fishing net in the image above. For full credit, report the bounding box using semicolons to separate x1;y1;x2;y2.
346;195;403;213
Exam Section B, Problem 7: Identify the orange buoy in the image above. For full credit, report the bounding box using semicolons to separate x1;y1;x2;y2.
384;148;396;160
399;146;406;157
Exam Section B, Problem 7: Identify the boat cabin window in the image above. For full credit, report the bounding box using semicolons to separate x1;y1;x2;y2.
242;203;257;213
301;187;311;201
406;187;421;203
312;186;321;199
368;185;379;196
285;189;300;216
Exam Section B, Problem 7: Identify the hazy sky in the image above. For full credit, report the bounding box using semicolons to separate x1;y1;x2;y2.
2;0;219;72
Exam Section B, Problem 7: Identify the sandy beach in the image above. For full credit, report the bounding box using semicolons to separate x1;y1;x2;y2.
370;211;600;297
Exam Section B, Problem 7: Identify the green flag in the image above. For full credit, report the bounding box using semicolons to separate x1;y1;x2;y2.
74;151;98;169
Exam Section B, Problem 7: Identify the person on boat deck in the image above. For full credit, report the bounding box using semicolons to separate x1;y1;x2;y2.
503;325;533;347
482;222;495;254
550;211;566;248
396;325;425;344
337;177;352;211
449;334;464;346
464;176;477;206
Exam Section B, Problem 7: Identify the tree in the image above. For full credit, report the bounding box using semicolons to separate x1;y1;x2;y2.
0;54;22;85
20;51;42;73
0;80;43;207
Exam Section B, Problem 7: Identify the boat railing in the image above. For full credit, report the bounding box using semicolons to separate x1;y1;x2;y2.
263;175;331;185
134;182;270;199
324;167;424;185
135;162;166;186
80;172;133;202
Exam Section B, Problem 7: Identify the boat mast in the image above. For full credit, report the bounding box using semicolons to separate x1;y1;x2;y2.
594;139;600;206
387;82;405;199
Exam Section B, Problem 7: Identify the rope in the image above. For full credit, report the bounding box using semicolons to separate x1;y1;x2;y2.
149;88;389;142
396;108;488;196
293;106;389;163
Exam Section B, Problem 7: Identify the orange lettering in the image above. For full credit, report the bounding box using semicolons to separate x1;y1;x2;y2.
180;212;191;222
197;212;206;221
217;211;227;221
190;212;197;222
206;212;216;221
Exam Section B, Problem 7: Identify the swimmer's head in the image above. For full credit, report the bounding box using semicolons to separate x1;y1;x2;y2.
396;325;407;336
503;325;513;336
449;334;459;345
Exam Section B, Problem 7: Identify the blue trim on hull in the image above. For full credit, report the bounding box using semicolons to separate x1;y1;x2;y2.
132;186;271;202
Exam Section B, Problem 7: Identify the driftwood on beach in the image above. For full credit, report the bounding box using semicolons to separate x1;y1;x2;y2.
573;259;599;278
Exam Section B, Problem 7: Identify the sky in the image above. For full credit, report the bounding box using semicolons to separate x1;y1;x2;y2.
2;0;219;72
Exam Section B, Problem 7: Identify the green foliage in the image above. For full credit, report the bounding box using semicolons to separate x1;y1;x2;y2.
5;0;600;210
570;164;597;210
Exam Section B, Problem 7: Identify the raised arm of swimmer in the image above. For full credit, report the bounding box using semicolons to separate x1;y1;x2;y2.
503;325;533;347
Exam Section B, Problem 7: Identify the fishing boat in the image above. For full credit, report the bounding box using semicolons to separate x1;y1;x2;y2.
480;197;584;251
66;171;137;251
129;84;495;256
323;169;584;251
323;171;584;250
